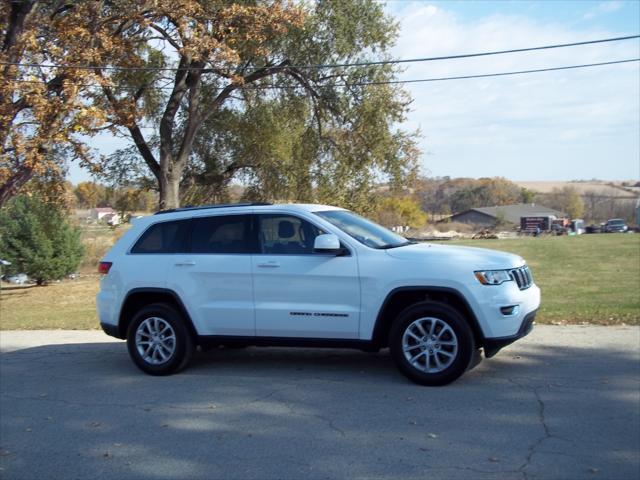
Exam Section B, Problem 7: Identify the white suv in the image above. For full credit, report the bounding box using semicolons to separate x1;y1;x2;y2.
97;203;540;385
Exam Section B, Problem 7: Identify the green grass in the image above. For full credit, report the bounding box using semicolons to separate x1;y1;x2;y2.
0;233;638;329
444;234;640;325
1;277;100;330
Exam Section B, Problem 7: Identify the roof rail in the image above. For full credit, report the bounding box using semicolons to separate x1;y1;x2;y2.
154;202;272;215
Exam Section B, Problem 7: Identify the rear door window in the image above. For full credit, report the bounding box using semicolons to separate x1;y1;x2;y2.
190;215;257;254
131;220;190;254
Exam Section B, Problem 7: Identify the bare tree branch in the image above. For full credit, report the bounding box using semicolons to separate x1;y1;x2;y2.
149;24;182;51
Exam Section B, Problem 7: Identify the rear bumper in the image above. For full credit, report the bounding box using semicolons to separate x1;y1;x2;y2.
483;309;536;358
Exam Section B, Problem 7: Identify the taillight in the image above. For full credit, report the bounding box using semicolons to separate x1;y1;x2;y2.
98;262;112;275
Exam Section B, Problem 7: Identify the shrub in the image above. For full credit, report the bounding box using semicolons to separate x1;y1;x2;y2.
0;195;84;285
374;196;428;228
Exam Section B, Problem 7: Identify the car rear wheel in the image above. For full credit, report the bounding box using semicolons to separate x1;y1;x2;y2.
390;302;474;386
126;303;194;375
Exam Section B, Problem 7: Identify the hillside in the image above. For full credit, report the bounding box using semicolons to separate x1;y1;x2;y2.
515;181;638;198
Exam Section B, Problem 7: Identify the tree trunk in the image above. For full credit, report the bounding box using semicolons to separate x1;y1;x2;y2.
158;170;181;211
0;166;34;207
2;0;37;53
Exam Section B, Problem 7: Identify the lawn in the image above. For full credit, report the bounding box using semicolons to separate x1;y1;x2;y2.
445;233;640;325
0;233;638;330
1;276;100;330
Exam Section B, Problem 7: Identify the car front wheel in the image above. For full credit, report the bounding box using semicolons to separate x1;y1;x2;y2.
390;302;474;386
126;303;194;375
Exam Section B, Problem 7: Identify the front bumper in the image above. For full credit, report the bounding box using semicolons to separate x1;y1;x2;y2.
483;309;536;358
100;322;123;339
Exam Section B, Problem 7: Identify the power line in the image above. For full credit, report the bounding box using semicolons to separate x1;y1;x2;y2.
289;34;640;69
1;35;638;72
343;58;640;86
9;58;640;91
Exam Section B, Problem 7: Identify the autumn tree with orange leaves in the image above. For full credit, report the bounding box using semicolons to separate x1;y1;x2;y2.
2;1;418;211
0;1;112;206
90;0;307;209
98;0;417;211
0;1;305;208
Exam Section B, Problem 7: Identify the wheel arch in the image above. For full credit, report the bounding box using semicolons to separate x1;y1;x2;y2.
118;288;198;341
371;286;484;348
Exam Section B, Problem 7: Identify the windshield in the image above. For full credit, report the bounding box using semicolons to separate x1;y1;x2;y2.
608;219;624;225
314;210;411;249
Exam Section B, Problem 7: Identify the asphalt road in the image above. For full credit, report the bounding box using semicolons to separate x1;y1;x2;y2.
0;326;639;480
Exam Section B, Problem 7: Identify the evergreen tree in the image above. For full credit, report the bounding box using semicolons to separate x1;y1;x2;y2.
0;195;84;285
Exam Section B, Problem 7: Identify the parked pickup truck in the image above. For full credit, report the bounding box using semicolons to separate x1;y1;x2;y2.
97;203;540;385
604;218;628;233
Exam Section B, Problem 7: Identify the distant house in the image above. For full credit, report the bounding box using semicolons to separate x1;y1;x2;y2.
449;204;566;227
89;207;121;225
90;207;115;221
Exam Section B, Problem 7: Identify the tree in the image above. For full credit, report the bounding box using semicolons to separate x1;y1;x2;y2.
520;187;536;204
417;177;523;214
75;182;102;209
0;2;108;206
374;196;427;228
113;187;155;218
84;0;304;209
543;186;585;219
0;195;84;285
2;1;418;210
96;0;416;210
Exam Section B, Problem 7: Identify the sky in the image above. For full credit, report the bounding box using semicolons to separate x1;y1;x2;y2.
67;0;640;184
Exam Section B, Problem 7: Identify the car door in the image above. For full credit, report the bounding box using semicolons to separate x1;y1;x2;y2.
167;213;257;336
252;213;360;339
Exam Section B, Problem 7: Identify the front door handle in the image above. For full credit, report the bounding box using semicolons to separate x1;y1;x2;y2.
257;261;280;268
175;261;196;266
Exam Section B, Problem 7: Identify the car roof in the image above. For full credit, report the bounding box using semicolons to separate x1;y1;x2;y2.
146;202;344;222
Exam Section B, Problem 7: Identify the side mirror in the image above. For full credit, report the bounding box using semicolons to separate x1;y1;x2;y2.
314;234;343;255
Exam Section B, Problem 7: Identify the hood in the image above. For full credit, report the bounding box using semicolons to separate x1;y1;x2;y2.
385;242;524;270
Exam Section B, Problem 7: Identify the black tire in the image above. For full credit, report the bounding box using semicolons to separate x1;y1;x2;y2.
389;301;475;386
126;303;194;375
468;348;483;372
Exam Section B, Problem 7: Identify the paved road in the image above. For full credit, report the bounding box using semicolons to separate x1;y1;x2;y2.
0;326;639;480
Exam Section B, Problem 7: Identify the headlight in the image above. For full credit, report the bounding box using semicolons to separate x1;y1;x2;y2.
474;269;512;285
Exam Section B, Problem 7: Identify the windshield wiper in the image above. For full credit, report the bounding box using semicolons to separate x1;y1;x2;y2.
378;240;415;249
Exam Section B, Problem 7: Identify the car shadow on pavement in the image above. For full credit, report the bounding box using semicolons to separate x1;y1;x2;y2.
1;340;639;480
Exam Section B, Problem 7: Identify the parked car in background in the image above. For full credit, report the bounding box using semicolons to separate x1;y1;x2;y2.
570;219;585;235
550;223;567;235
586;224;602;234
604;219;628;233
3;273;28;284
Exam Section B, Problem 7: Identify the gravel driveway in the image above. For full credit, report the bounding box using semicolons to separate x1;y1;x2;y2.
1;325;639;480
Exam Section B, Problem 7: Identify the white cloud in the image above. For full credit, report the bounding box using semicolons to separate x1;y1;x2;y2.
386;2;640;180
583;1;623;20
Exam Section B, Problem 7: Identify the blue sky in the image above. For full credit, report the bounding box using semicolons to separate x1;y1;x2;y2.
68;0;640;183
398;0;640;31
383;0;639;180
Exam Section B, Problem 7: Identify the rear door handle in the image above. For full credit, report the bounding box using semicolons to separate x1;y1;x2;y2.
175;261;196;266
257;261;280;268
